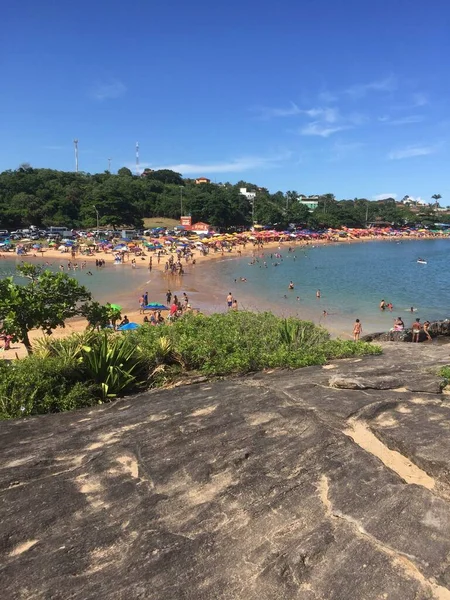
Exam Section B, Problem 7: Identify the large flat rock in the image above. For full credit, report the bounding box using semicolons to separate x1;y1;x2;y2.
1;343;450;599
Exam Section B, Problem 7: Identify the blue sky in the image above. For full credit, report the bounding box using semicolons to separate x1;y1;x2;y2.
2;0;449;202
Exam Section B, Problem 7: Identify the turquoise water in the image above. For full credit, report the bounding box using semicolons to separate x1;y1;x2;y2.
1;239;449;336
196;238;450;336
0;257;159;310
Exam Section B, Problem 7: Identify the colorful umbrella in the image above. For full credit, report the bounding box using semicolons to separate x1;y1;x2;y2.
118;322;140;331
144;303;168;310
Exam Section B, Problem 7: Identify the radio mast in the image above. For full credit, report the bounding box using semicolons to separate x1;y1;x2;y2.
136;142;140;175
74;139;79;172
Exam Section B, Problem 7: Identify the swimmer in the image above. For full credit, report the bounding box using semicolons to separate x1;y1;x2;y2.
288;281;294;290
316;289;321;298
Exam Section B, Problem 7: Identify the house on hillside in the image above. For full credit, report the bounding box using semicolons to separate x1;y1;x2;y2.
298;199;318;211
239;187;256;200
195;177;211;185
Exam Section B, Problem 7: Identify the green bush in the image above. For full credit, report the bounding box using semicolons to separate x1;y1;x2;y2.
440;366;450;386
133;311;381;376
0;357;97;419
1;312;382;420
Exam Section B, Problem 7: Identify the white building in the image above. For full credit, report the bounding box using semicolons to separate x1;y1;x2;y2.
239;187;256;201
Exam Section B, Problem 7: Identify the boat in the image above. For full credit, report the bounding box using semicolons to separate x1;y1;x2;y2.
417;259;427;264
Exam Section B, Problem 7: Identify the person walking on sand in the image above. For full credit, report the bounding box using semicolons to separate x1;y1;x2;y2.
411;318;422;343
231;298;238;311
353;319;362;341
226;292;233;308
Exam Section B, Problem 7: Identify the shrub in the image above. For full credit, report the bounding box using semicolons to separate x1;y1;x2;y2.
80;332;147;400
1;312;382;420
440;366;450;387
0;357;97;419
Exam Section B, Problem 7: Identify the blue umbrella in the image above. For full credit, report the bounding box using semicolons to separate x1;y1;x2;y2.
118;322;140;331
144;303;168;310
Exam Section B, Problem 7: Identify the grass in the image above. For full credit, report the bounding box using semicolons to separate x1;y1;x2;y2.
143;217;180;229
0;312;382;420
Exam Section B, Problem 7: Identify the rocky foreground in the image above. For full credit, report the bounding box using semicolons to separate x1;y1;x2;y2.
2;343;450;599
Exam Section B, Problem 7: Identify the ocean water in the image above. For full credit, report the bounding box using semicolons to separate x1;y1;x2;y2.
195;238;450;337
0;257;159;310
1;238;449;337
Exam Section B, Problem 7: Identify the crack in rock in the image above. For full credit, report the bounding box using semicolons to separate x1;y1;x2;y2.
318;475;450;599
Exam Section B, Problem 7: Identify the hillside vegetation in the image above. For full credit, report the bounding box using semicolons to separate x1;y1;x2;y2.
0;165;446;230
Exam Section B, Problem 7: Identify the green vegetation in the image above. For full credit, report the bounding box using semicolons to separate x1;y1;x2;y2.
0;165;447;230
440;366;450;386
0;312;381;420
0;264;92;354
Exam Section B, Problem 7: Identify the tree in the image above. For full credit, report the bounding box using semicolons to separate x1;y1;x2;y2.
0;264;92;354
117;167;133;177
432;194;442;209
81;302;122;331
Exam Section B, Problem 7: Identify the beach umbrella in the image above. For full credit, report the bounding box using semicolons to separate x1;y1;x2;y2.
109;303;122;311
118;322;140;331
144;303;168;310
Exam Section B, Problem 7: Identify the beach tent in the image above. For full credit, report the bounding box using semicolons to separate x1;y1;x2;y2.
144;303;168;310
118;322;140;331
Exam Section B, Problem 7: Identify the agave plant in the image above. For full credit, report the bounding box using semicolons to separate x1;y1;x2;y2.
279;319;328;350
81;333;146;401
33;331;99;362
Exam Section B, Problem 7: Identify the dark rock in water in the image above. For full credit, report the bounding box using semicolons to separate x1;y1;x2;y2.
362;319;450;343
2;343;450;599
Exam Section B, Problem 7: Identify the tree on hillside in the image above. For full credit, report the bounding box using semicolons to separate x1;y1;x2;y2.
118;167;133;177
0;264;92;354
432;194;442;209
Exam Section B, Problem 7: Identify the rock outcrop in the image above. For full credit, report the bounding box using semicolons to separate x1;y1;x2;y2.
362;319;450;342
1;343;450;599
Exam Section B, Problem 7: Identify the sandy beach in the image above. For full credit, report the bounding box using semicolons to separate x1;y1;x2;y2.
1;230;448;359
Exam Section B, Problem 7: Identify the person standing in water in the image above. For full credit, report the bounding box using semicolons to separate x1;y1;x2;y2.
353;319;362;341
316;289;321;298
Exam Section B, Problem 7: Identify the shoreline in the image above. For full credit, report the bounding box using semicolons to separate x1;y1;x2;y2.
1;232;449;359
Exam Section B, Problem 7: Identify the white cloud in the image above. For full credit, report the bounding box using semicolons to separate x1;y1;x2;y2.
412;92;428;107
91;79;126;101
380;115;424;125
134;153;290;175
303;107;339;123
388;145;437;160
318;90;338;103
300;122;349;137
345;75;397;98
255;102;301;119
373;193;397;201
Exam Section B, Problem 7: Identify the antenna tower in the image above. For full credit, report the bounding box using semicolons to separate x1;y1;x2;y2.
74;139;79;172
136;142;140;175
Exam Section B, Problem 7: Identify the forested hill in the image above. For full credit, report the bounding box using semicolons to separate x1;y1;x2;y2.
0;165;445;230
